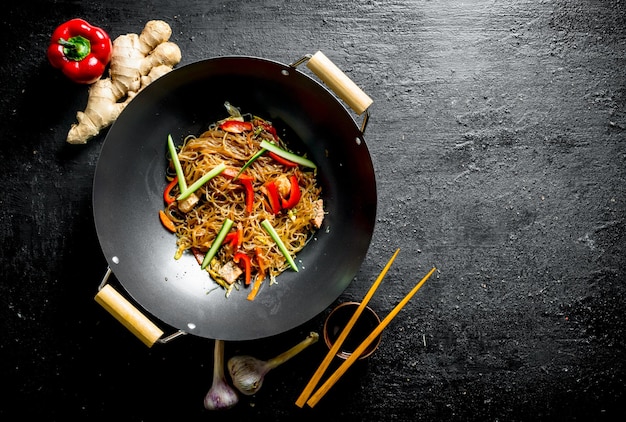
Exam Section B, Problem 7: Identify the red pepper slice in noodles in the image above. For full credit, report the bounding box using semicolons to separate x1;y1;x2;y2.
222;168;255;213
240;178;254;213
163;176;178;204
260;121;278;138
219;120;253;133
222;167;253;181
269;151;298;168
264;181;282;214
233;252;252;285
281;175;301;209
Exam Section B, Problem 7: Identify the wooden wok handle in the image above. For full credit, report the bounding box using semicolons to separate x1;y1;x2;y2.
306;51;373;115
95;284;164;347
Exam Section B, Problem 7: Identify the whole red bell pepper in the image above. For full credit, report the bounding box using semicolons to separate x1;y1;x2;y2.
47;18;112;84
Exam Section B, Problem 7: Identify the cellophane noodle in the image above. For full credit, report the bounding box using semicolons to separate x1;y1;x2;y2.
163;113;323;297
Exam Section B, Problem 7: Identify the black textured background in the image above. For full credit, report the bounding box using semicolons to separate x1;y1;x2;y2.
1;1;625;420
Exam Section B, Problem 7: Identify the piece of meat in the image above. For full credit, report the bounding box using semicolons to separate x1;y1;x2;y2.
311;199;324;229
218;260;243;285
177;192;199;213
274;175;291;197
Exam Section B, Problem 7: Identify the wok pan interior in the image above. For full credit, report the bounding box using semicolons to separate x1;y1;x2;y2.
93;56;376;340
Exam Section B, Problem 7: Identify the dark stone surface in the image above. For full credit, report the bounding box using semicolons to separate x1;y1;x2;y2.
1;0;624;420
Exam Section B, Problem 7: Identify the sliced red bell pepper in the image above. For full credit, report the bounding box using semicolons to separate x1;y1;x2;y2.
223;232;238;247
281;175;301;209
220;120;253;133
222;168;254;213
260;122;278;138
222;167;254;181
264;180;282;214
240;178;254;213
163;176;178;204
269;151;298;168
233;252;252;285
223;225;244;252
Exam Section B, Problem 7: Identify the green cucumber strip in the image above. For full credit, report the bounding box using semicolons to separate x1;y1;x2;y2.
177;163;227;201
235;148;267;180
201;218;234;270
261;219;299;272
167;134;188;192
259;140;317;169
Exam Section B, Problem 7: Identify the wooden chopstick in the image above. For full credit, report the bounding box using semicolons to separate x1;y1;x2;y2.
295;248;401;407
306;266;437;408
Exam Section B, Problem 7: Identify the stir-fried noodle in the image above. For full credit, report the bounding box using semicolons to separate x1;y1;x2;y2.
162;108;324;298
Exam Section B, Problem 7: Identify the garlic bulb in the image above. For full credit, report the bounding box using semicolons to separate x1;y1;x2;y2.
228;331;319;395
204;339;239;410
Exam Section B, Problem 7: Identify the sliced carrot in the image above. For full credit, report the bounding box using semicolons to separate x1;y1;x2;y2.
247;276;263;301
247;248;267;301
254;247;267;278
159;209;176;232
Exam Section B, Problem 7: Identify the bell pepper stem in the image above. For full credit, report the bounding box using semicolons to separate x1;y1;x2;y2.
58;36;91;61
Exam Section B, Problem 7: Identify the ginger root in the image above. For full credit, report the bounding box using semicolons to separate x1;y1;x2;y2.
66;20;182;144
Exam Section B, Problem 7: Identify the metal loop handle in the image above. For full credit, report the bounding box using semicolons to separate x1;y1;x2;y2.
291;51;373;134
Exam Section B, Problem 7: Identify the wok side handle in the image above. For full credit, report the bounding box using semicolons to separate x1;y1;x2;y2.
305;51;373;116
95;284;164;348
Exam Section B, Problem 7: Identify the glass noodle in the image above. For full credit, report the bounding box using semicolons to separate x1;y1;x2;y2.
162;107;323;298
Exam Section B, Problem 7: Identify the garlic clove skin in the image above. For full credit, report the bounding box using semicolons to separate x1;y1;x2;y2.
204;339;239;410
204;377;239;410
227;332;319;396
227;355;268;396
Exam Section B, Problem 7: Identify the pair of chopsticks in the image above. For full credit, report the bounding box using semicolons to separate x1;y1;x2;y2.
295;248;436;408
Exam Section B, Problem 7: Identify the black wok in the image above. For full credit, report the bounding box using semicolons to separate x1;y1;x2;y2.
93;53;376;344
